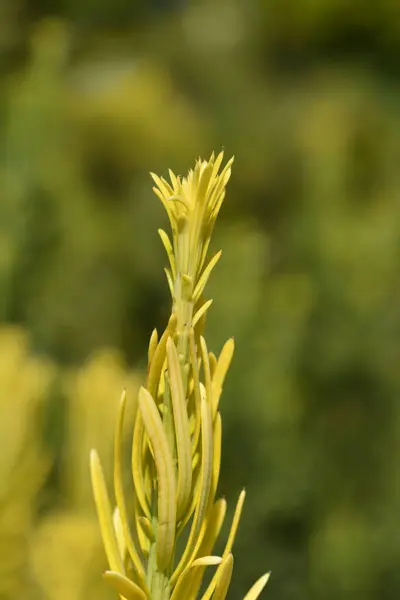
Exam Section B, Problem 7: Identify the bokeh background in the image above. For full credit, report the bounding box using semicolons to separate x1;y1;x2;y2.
1;1;400;599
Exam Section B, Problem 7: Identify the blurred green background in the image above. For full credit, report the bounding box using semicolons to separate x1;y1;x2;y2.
1;1;400;599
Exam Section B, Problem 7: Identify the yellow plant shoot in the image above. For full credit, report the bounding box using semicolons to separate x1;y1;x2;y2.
90;152;269;600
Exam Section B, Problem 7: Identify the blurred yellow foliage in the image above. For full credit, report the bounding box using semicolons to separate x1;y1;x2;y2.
31;348;142;600
0;324;144;600
31;513;110;600
64;349;141;510
0;327;54;599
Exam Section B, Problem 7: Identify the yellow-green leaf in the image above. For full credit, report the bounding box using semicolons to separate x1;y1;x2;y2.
171;393;213;585
210;412;222;503
150;172;172;199
148;329;158;368
197;161;214;206
193;299;213;328
187;499;227;599
139;386;176;571
242;573;271;600
209;351;217;379
168;168;179;193
138;516;155;543
200;336;212;410
192;556;222;567
200;490;246;600
189;328;202;455
171;557;222;600
193;251;222;303
222;489;246;560
90;449;124;574
208;157;234;213
147;313;177;398
159;229;176;279
114;391;146;582
212;338;235;417
152;186;176;234
212;554;234;600
103;571;147;600
113;507;126;562
131;413;151;520
210;152;225;187
166;337;192;519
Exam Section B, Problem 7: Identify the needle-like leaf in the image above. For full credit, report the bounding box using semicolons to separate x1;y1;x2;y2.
139;386;176;571
166;337;192;519
147;313;177;399
171;393;213;585
90;449;124;574
200;490;246;600
193;251;222;303
212;338;235;417
193;299;213;328
242;573;271;600
148;329;158;368
114;391;146;583
159;229;176;279
212;553;234;600
187;498;227;599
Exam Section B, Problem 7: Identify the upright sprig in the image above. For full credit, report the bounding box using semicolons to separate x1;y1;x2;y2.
90;152;270;600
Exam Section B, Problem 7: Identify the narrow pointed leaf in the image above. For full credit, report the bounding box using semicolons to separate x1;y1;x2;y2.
242;573;271;600
193;299;213;328
148;329;158;368
162;370;176;470
188;499;227;600
90;449;124;574
198;498;227;557
160;176;174;196
159;229;176;278
166;337;192;519
150;172;172;199
222;489;246;560
208;157;234;211
114;391;146;581
201;490;246;600
113;508;127;567
200;336;212;410
209;351;217;378
169;168;179;192
171;394;213;585
165;268;174;297
210;412;222;503
210;152;225;189
147;313;177;398
193;251;222;303
197;161;214;205
189;328;202;455
212;554;234;600
152;186;176;233
139;386;176;571
131;414;151;519
212;338;235;417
